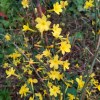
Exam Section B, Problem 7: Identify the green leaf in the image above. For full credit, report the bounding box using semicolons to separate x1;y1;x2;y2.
5;45;15;54
0;53;4;64
0;20;10;28
73;0;84;12
69;36;74;44
0;53;3;58
66;87;77;96
74;32;84;40
0;96;3;100
0;89;11;100
77;6;84;12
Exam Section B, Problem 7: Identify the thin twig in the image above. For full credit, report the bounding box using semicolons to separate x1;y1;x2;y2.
36;0;43;17
86;47;100;63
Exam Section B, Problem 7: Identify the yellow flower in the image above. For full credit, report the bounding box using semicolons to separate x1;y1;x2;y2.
28;70;32;75
47;14;51;18
64;80;74;88
42;49;51;57
5;33;11;41
3;63;9;68
24;37;29;43
8;51;21;60
46;45;54;49
43;90;47;96
28;78;38;89
49;55;62;69
36;67;44;72
35;93;43;100
26;64;30;68
35;54;43;60
53;2;62;15
6;67;17;78
65;82;70;88
75;64;80;68
60;41;71;55
97;85;100;91
47;82;53;88
92;20;95;25
22;23;35;32
67;93;75;100
49;85;61;97
34;8;37;13
13;59;21;66
52;24;62;38
91;78;99;86
86;90;91;97
60;1;68;8
21;0;29;8
26;53;31;57
35;15;51;33
19;84;29;98
48;70;63;80
65;34;70;44
28;59;34;65
27;78;38;84
84;0;94;9
68;80;74;84
22;67;28;73
90;73;95;78
76;76;85;90
29;96;34;100
62;60;70;71
97;29;100;34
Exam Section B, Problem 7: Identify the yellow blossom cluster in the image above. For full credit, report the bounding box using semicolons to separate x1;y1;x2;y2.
21;0;29;8
2;0;99;100
53;1;68;15
84;0;94;9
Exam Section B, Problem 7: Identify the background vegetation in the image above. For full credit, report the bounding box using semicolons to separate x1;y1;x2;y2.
0;0;100;100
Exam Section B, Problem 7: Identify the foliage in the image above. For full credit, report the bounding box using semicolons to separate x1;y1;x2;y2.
0;0;100;100
0;89;11;100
